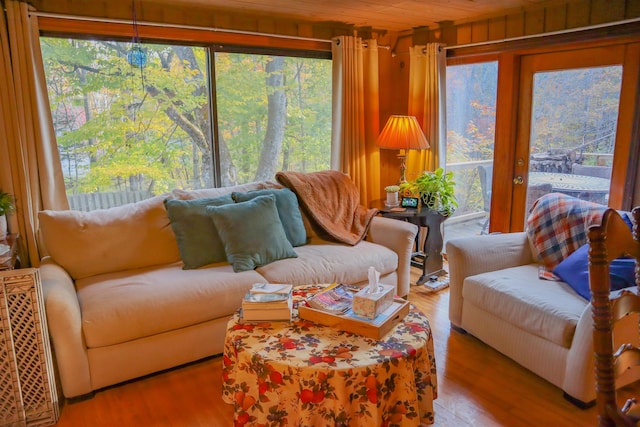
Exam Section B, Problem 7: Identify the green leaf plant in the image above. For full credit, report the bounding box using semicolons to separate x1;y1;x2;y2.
399;167;458;216
0;190;15;216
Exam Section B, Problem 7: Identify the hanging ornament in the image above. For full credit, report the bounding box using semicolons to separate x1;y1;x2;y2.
127;0;147;68
127;46;147;68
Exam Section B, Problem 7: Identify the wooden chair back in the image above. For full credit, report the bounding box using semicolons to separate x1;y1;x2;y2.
588;207;640;427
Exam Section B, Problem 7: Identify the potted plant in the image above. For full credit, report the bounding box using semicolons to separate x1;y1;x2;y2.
384;185;400;207
0;190;15;240
399;167;457;216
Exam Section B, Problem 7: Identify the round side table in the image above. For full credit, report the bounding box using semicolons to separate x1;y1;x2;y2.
222;284;438;426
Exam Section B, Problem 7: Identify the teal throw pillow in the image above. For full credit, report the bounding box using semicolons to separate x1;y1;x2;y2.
206;195;298;272
164;194;234;269
232;188;307;247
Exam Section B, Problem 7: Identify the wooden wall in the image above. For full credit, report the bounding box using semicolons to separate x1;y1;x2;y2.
30;0;640;47
417;0;640;47
28;0;359;40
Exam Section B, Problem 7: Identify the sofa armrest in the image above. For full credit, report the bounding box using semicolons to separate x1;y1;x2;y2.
562;304;596;404
564;298;640;404
40;256;92;398
446;232;535;327
366;215;418;298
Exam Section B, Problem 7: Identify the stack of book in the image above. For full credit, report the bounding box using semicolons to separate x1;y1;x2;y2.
240;283;293;322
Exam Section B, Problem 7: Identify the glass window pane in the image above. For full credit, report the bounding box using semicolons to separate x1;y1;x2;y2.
214;52;332;186
41;38;213;210
527;66;622;209
444;61;498;240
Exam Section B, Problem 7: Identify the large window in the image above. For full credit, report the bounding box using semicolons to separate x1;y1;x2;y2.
40;38;331;210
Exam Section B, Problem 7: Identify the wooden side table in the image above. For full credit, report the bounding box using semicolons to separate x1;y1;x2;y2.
0;233;19;271
372;201;447;285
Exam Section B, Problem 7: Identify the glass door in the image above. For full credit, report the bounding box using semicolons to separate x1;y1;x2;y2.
511;44;637;228
444;59;498;240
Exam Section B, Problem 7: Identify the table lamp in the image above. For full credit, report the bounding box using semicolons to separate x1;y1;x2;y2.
376;115;430;183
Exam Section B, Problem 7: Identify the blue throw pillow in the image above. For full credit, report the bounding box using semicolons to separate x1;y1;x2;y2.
553;243;636;300
164;194;234;269
232;188;307;247
206;195;298;273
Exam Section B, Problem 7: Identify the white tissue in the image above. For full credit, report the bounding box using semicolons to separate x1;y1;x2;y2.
368;266;380;294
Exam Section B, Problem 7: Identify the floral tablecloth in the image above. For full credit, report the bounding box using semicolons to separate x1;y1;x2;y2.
222;284;438;426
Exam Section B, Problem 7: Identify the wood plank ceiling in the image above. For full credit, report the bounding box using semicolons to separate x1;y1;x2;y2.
141;0;551;32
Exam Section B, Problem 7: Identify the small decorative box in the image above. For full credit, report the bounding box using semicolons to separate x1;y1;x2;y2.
352;284;395;319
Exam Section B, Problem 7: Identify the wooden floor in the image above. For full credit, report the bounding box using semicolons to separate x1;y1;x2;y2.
52;266;638;427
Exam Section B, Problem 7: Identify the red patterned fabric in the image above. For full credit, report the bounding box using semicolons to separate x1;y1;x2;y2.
526;193;609;270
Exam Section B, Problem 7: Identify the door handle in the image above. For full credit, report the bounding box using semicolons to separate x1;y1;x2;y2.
513;176;524;185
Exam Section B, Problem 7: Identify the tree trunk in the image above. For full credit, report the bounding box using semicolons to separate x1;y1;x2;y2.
255;56;286;182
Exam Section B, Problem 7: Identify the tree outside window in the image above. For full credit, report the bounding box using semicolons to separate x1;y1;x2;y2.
40;38;331;210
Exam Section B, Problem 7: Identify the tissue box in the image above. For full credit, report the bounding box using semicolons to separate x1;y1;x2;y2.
352;284;395;319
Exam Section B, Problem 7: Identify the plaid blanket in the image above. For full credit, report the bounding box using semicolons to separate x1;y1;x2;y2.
526;193;614;270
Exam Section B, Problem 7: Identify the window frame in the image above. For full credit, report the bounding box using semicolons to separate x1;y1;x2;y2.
39;16;333;193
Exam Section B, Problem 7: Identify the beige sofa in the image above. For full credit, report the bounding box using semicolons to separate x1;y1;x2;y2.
38;181;418;399
446;231;640;406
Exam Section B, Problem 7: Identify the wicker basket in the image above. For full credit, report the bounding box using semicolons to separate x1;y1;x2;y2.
0;268;59;427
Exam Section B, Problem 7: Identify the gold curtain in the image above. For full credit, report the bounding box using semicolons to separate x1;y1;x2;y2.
406;43;447;179
331;36;381;207
0;0;68;267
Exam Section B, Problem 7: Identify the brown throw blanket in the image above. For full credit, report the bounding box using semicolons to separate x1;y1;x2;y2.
276;170;378;246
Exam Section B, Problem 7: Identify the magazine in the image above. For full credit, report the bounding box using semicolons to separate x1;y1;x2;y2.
249;283;293;295
306;284;357;314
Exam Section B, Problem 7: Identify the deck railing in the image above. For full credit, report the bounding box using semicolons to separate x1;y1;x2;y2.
67;191;153;211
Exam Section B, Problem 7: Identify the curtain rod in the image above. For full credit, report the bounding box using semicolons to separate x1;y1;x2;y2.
443;17;640;50
31;11;333;44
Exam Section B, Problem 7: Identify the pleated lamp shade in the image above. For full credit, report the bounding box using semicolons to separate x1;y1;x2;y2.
376;115;430;151
377;115;430;183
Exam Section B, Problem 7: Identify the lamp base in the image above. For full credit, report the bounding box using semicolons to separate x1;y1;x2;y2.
397;152;407;184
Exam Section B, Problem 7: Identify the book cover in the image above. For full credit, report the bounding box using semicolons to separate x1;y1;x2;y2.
242;292;291;304
242;292;293;312
250;283;293;295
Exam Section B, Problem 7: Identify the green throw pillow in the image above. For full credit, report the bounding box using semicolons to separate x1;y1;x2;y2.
205;195;298;272
232;188;307;247
164;194;234;269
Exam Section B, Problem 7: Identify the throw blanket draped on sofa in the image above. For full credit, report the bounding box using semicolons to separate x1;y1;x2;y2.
276;170;377;245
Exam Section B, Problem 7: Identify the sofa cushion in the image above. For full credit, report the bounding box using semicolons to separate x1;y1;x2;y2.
232;188;307;247
553;243;636;300
76;262;265;348
164;195;234;269
38;195;181;280
256;236;398;289
206;195;298;272
463;264;587;348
